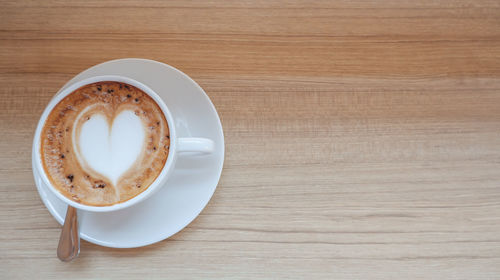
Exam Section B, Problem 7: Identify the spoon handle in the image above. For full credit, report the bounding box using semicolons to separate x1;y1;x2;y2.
57;205;80;262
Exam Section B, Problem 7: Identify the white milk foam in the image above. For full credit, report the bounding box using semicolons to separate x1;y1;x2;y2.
78;110;145;185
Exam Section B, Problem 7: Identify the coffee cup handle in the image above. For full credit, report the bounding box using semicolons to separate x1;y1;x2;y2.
177;137;215;155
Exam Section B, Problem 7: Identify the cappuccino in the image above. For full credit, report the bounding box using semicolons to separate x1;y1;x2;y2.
40;81;170;206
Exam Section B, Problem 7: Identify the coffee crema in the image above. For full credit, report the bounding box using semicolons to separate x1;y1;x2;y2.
40;81;170;206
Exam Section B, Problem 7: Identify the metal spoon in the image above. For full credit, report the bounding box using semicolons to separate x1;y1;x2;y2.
57;206;80;262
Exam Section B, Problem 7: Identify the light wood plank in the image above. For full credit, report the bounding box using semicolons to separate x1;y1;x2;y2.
1;1;500;279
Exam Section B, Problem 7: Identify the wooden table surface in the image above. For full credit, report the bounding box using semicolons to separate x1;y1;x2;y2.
1;0;500;279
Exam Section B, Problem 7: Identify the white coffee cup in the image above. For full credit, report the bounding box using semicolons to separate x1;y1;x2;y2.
33;75;214;212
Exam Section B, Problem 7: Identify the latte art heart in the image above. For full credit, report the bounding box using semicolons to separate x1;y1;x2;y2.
40;81;170;206
76;111;145;185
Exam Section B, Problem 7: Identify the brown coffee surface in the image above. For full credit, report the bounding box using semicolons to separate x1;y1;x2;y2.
40;81;170;206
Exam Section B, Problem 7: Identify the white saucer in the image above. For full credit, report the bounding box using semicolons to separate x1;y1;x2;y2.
32;59;224;248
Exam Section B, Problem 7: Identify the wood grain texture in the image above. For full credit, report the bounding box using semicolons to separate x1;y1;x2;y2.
1;0;500;279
